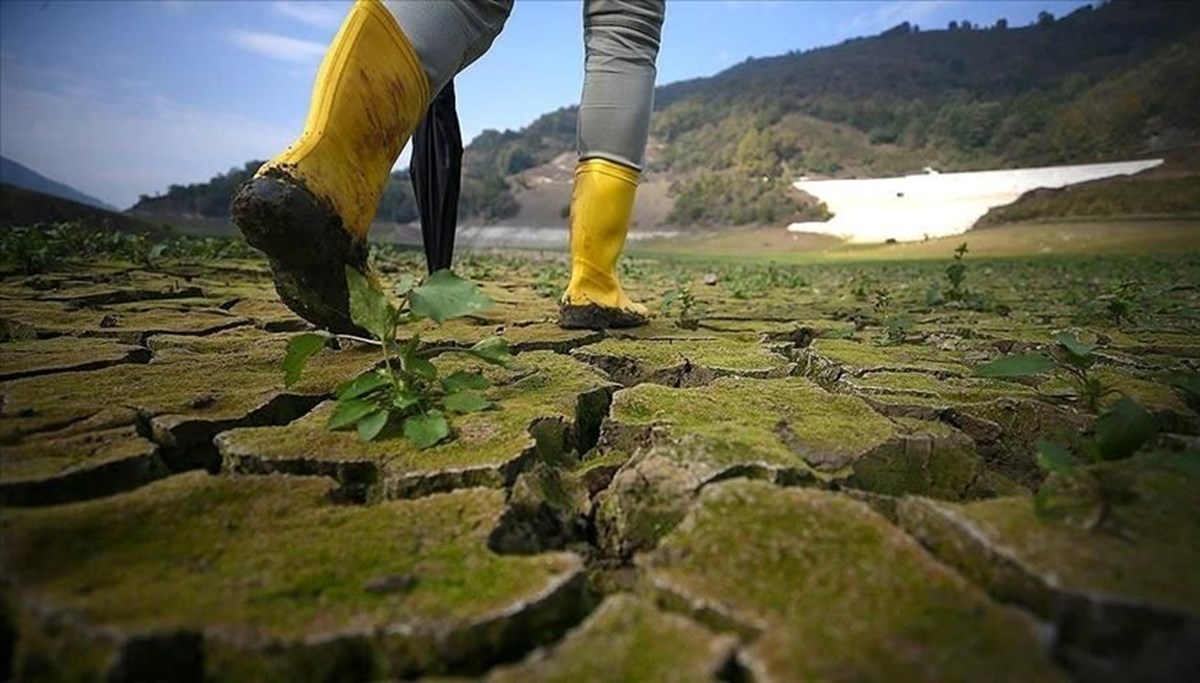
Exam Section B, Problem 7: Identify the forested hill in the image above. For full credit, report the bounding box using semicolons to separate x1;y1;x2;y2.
464;0;1200;226
134;0;1200;229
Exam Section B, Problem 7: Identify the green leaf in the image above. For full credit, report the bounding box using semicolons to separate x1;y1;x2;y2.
394;273;416;297
346;266;394;340
974;353;1055;378
467;336;512;366
444;390;490;414
356;410;389;441
393;391;420;411
336;370;390;400
328;398;379;430
399;341;437;381
1035;441;1077;474
404;410;450;449
1095;395;1156;461
441;371;489;394
1054;330;1096;359
283;332;328;387
407;355;438;381
409;270;492;323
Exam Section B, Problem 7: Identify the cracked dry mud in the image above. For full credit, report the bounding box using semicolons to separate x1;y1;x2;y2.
2;251;1200;681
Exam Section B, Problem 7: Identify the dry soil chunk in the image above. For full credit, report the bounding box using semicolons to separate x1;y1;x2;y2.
487;594;736;683
798;338;972;386
1;298;249;342
573;338;790;386
217;351;616;501
0;417;167;507
898;466;1200;677
2;472;585;681
641;480;1063;681
0;336;377;468
603;377;895;476
0;337;150;381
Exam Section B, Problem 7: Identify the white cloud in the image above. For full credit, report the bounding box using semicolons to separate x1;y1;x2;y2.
229;30;326;64
1;65;294;209
273;0;345;28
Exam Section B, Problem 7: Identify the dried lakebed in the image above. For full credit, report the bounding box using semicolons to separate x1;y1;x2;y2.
2;251;1199;681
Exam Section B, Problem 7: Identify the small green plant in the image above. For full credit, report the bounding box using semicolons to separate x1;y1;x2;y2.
977;334;1200;531
284;267;512;448
945;242;969;302
879;315;913;346
1031;395;1158;532
974;330;1115;412
662;276;702;330
869;285;911;346
1101;278;1142;327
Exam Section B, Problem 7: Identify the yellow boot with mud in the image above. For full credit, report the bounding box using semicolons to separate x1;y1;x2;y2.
231;0;429;333
559;159;650;329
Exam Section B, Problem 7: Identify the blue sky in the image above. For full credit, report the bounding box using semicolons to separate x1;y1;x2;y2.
0;0;1091;209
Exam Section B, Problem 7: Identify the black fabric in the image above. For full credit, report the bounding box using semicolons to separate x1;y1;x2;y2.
411;81;463;274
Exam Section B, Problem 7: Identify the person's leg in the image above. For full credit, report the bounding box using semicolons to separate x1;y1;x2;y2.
232;0;510;333
560;0;665;330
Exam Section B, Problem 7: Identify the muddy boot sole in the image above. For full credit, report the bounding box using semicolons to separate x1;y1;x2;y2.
558;303;649;330
231;172;368;334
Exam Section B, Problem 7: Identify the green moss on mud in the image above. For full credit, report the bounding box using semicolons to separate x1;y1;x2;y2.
643;480;1063;681
575;338;788;375
899;465;1200;616
488;594;735;683
0;337;147;380
0;337;377;444
851;371;1036;404
2;472;581;677
607;377;895;469
809;338;971;375
217;351;614;496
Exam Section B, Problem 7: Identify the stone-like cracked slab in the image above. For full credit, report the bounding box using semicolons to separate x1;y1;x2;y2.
572;338;792;386
899;464;1200;679
0;335;378;473
0;336;150;381
1;472;586;681
641;479;1064;681
487;594;736;682
217;351;617;501
0;408;167;507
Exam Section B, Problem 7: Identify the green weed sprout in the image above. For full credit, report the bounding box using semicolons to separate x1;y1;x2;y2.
283;267;512;448
662;276;702;330
974;330;1117;412
945;242;969;302
975;332;1198;530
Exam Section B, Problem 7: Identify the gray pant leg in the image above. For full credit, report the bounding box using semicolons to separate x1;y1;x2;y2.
384;0;513;95
578;0;665;171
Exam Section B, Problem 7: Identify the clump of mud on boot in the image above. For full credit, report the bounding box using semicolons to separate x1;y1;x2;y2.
559;302;648;330
231;171;369;334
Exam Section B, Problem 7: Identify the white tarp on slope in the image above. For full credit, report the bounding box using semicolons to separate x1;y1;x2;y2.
787;159;1163;243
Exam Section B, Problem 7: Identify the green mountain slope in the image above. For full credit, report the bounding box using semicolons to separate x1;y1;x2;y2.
0;157;117;212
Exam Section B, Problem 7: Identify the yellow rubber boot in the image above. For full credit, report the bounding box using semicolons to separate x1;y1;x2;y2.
559;159;650;329
231;0;429;332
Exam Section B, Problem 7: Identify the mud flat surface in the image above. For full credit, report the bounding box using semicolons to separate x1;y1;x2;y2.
2;244;1199;681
